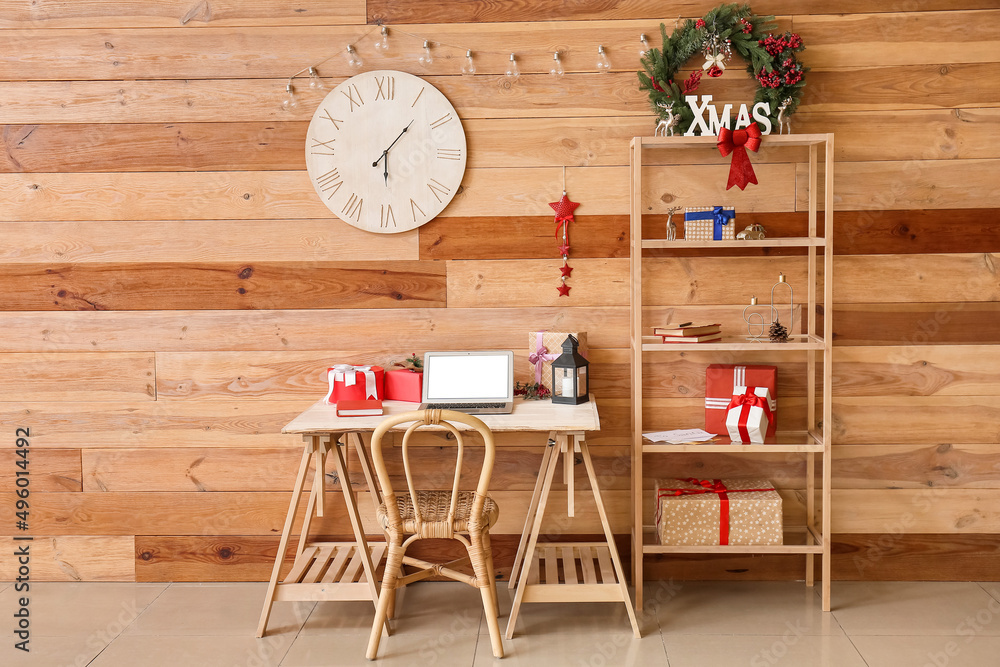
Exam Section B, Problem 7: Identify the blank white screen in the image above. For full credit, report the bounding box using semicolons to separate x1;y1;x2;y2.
426;354;509;400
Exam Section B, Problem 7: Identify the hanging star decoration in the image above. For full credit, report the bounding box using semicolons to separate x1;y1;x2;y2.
549;191;580;297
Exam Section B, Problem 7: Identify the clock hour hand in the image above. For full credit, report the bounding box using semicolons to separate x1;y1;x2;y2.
382;152;388;186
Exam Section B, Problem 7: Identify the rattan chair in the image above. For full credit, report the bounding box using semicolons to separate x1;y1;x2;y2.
366;409;503;660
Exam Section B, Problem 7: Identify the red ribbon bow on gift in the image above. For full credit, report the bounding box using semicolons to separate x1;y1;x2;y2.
727;390;774;443
656;478;775;545
717;123;762;190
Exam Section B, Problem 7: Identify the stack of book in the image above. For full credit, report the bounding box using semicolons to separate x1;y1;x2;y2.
653;322;722;343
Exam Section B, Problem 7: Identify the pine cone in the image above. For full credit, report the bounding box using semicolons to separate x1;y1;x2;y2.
769;320;789;343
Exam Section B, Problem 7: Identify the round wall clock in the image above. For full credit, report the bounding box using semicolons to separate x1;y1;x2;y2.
305;69;467;234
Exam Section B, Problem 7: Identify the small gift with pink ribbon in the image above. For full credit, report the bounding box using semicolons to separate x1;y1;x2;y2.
324;364;384;404
725;386;774;443
528;331;588;391
654;477;783;546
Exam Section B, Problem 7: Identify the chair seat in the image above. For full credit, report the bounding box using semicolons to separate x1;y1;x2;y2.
377;490;499;538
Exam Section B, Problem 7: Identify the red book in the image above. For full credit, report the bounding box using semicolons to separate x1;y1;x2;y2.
336;399;384;417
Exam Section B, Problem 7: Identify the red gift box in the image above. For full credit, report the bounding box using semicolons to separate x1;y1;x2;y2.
705;364;777;437
384;369;423;403
324;365;384;404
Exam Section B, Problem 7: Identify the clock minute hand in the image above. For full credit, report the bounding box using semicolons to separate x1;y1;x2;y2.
373;120;414;165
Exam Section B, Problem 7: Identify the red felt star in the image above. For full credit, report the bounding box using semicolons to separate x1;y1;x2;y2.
557;283;571;297
549;193;580;220
558;244;570;256
560;263;573;278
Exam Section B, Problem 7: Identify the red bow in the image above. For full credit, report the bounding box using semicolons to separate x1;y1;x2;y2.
717;123;762;190
727;391;774;442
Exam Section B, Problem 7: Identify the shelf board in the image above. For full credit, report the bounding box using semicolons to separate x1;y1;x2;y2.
642;238;826;249
641;529;824;555
642;430;824;453
641;334;825;351
633;133;832;148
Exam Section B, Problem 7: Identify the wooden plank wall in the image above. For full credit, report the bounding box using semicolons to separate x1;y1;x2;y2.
1;1;998;583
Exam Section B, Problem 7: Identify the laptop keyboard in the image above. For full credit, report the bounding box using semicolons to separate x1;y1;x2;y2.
424;402;507;410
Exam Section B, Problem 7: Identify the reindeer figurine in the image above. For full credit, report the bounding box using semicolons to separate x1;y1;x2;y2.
777;98;793;135
665;206;680;241
655;101;680;137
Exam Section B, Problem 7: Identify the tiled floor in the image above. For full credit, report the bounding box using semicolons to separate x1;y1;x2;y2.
3;580;1000;666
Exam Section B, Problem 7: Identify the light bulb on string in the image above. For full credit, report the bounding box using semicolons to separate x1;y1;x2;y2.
461;50;476;75
550;51;564;77
596;45;611;72
374;25;390;52
419;40;433;66
307;66;326;90
345;44;363;68
281;83;298;112
639;33;650;57
505;53;520;81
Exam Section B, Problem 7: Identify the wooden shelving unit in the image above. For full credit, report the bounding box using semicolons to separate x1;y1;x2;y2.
628;133;834;612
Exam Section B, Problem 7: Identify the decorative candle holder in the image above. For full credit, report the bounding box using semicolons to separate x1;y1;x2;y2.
743;295;776;342
770;272;794;336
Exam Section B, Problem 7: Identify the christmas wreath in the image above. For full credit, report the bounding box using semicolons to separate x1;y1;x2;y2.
638;3;806;136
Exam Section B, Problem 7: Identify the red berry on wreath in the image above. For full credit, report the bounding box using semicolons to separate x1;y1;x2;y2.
695;18;706;28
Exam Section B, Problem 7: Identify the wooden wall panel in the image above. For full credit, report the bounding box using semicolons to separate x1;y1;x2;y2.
0;262;446;311
0;1;366;28
0;220;418;263
0;352;154;401
0;449;82;492
0;536;134;581
2;5;996;583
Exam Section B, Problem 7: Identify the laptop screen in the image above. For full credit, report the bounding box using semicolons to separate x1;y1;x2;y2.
425;353;511;401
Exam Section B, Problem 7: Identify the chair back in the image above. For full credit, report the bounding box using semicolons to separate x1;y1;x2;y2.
370;409;496;536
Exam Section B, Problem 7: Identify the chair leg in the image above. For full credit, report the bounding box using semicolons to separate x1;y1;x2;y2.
481;585;505;659
367;538;405;660
483;530;499;617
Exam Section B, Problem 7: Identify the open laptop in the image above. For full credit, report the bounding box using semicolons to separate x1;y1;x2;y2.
418;350;514;414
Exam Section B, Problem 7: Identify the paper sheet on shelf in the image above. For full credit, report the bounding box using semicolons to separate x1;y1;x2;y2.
643;428;718;444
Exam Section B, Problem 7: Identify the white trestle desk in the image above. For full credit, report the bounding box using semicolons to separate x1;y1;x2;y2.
256;396;640;639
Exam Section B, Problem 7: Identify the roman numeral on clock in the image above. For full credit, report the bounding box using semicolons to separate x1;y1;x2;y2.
437;148;461;160
315;168;343;198
341;84;365;112
309;137;336;155
320;109;343;129
374;75;395;101
380;204;396;228
427;178;451;203
430;113;453;130
409;198;425;223
342;193;363;221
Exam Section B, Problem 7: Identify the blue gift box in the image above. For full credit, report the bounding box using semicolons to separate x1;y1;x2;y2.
684;206;736;241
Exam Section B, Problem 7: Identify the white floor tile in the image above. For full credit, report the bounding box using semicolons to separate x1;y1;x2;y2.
664;633;868;667
473;630;667;667
91;634;293;667
0;582;166;637
831;581;1000;636
0;635;106;667
281;631;479;666
126;582;313;637
854;634;1000;667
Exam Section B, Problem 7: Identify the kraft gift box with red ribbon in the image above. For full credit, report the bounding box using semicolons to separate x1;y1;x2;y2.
654;478;783;546
528;331;588;391
384;369;423;403
705;364;777;438
684;206;736;241
324;364;384;404
726;386;774;443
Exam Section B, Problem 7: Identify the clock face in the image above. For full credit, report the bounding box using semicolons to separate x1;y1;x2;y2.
305;70;467;234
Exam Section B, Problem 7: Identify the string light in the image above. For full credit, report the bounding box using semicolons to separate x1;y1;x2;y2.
345;44;363;68
461;50;476;76
505;53;520;81
374;25;390;52
281;83;298;112
307;66;326;90
550;51;564;77
639;33;650;57
596;45;611;72
419;40;434;65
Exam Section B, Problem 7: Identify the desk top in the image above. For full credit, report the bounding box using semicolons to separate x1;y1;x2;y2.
283;396;600;435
